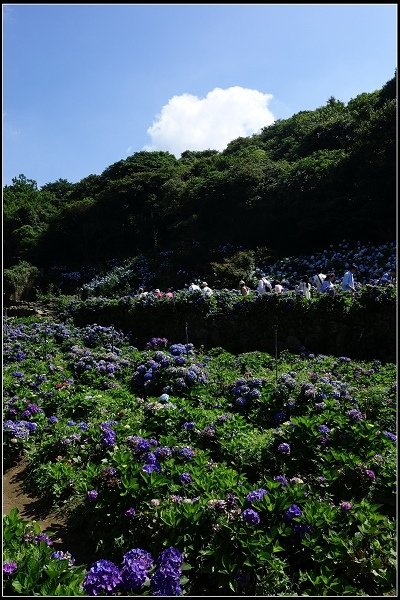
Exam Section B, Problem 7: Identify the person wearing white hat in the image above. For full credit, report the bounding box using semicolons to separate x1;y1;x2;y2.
239;280;250;296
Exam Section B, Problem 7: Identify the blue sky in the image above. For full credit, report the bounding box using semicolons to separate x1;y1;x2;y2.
3;3;397;188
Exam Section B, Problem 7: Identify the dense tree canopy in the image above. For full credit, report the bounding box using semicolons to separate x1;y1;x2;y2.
3;75;396;277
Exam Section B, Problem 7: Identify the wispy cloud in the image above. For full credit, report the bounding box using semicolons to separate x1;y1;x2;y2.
143;86;275;156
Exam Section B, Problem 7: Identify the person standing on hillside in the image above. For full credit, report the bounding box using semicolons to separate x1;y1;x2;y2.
298;276;311;299
239;280;250;296
257;274;272;295
341;265;358;294
311;272;326;292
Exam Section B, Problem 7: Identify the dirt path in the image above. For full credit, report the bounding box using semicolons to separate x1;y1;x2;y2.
3;459;91;565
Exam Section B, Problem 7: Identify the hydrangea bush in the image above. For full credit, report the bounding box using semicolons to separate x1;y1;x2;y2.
3;316;396;596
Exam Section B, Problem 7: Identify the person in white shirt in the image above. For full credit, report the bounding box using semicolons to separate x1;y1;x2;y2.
201;282;213;297
257;274;272;295
321;273;336;294
298;276;311;299
341;265;357;294
311;273;326;292
239;280;250;296
188;282;201;292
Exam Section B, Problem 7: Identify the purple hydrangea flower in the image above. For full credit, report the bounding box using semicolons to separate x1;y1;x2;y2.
177;446;195;461
340;501;352;511
87;490;98;502
126;436;151;454
182;421;196;430
246;488;268;503
318;424;330;434
51;550;75;566
83;559;122;596
283;504;302;522
154;446;172;461
363;469;376;480
158;547;184;569
34;533;53;546
242;508;261;525
347;409;364;422
150;547;183;596
142;462;161;474
150;564;182;596
3;562;17;575
121;548;153;590
278;442;291;455
48;415;58;424
274;475;288;486
180;472;192;485
383;431;397;442
124;507;136;519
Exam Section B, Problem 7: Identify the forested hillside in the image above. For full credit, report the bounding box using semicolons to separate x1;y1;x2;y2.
3;75;396;294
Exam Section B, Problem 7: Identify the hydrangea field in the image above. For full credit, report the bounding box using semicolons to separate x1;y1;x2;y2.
3;317;396;596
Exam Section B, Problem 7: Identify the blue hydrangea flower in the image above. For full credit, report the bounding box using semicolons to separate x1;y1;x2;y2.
51;550;75;566
154;446;172;460
87;490;98;502
142;462;161;474
246;488;268;504
34;533;53;546
283;504;302;522
182;421;195;431
277;443;291;455
83;559;122;596
177;446;195;461
180;472;192;485
347;409;364;421
242;508;260;525
318;424;330;434
121;548;153;591
274;475;288;486
150;547;184;596
150;564;182;596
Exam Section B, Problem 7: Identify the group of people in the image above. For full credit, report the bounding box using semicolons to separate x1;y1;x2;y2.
251;264;396;299
136;287;175;299
188;281;213;296
135;266;396;300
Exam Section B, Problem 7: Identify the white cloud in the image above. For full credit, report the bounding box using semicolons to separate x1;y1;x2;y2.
143;86;275;156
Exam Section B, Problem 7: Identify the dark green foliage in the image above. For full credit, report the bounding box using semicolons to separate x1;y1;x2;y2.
4;261;40;302
64;286;396;362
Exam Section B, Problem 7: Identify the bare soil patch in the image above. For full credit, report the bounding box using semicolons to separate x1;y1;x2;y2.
3;459;92;566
